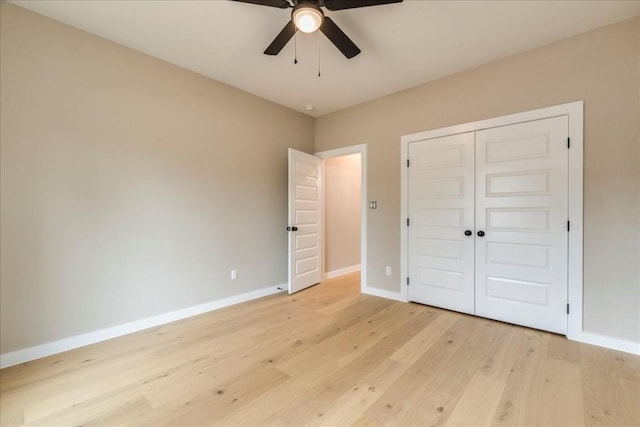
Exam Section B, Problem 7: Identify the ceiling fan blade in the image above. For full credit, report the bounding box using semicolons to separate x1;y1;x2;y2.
232;0;291;8
264;20;297;55
320;16;361;59
324;0;402;11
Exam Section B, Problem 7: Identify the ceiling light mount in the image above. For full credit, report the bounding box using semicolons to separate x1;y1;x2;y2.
292;3;324;33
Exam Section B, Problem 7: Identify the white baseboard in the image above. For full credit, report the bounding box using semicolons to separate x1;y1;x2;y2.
0;284;286;369
324;264;361;280
577;331;640;355
362;285;405;302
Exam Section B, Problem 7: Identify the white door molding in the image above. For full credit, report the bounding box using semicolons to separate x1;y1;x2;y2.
315;144;368;294
401;101;584;342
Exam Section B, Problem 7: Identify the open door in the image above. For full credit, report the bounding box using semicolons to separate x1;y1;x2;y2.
288;148;323;294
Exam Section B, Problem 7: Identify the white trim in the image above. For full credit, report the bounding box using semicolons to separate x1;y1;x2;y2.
362;286;404;302
565;101;584;342
0;284;286;369
400;138;409;302
401;101;592;344
578;332;640;355
324;264;361;280
315;144;368;295
401;101;583;142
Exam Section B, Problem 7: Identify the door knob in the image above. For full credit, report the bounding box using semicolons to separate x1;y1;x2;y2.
287;226;298;231
477;230;485;237
464;230;472;236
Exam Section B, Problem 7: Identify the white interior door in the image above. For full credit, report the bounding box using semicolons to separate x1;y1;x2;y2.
288;148;322;294
408;132;475;314
475;116;569;334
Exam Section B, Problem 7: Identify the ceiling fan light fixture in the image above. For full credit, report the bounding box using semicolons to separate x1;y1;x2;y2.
293;4;324;33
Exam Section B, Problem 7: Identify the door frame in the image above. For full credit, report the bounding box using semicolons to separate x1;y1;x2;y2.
315;144;368;293
400;101;583;341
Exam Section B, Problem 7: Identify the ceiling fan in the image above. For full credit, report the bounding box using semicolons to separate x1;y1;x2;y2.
233;0;403;59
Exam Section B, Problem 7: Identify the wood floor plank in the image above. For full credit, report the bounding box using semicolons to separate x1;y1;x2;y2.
28;394;152;427
363;315;478;426
548;331;581;365
78;397;153;427
619;378;640;425
476;322;522;382
268;307;434;427
316;360;407;427
208;377;311;426
155;366;290;426
316;293;362;315
388;309;458;367
538;357;585;426
606;345;640;383
581;343;639;426
444;373;506;426
275;301;423;377
350;415;383;427
491;329;550;426
394;318;501;427
0;396;23;427
1;271;639;427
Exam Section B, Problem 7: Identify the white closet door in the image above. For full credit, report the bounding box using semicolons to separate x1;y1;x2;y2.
475;116;569;334
408;132;475;314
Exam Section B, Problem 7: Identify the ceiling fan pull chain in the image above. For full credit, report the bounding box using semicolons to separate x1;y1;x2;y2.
317;32;321;77
294;31;298;64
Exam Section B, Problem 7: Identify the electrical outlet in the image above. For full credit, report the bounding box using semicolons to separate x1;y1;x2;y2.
231;269;237;280
385;266;391;276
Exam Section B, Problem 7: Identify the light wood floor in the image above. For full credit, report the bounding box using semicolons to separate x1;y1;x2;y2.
1;272;639;426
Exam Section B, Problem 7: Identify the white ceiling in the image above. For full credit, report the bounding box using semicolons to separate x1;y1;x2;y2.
11;0;640;117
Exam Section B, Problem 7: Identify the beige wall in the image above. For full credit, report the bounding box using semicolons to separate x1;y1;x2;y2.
324;154;361;274
0;3;314;354
315;17;640;343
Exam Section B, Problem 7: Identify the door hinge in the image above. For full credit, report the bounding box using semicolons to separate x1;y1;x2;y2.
567;137;571;149
406;218;410;227
566;303;570;314
567;220;570;232
407;159;410;167
407;277;410;285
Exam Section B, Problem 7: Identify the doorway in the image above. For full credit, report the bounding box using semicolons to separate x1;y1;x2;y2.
324;153;361;279
316;144;368;292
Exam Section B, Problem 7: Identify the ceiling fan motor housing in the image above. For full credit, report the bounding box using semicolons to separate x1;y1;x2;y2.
292;2;324;33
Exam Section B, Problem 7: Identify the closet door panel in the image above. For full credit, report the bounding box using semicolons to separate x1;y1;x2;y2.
408;132;475;314
475;116;569;334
